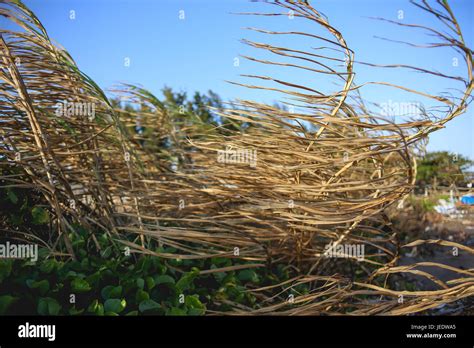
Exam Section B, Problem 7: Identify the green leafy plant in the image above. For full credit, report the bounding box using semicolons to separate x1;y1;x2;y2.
0;219;287;315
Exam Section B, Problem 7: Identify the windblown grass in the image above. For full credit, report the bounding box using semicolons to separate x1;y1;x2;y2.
0;0;472;315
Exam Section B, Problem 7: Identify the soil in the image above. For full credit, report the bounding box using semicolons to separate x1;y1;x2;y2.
394;205;474;314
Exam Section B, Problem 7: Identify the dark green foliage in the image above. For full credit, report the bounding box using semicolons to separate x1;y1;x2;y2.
416;151;472;187
0;222;290;315
0;165;51;231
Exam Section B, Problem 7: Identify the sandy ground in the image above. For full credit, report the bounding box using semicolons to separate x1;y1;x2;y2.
397;206;474;314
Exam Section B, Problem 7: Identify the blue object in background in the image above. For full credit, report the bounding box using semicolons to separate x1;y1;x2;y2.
461;195;474;205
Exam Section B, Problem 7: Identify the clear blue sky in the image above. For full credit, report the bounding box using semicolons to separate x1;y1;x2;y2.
6;0;474;160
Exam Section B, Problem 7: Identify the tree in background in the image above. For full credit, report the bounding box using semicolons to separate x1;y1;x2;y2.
416;151;473;188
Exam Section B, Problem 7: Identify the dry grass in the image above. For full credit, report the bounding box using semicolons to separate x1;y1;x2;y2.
0;0;472;315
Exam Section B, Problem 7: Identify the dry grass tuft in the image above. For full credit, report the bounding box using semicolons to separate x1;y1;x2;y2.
0;0;472;314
